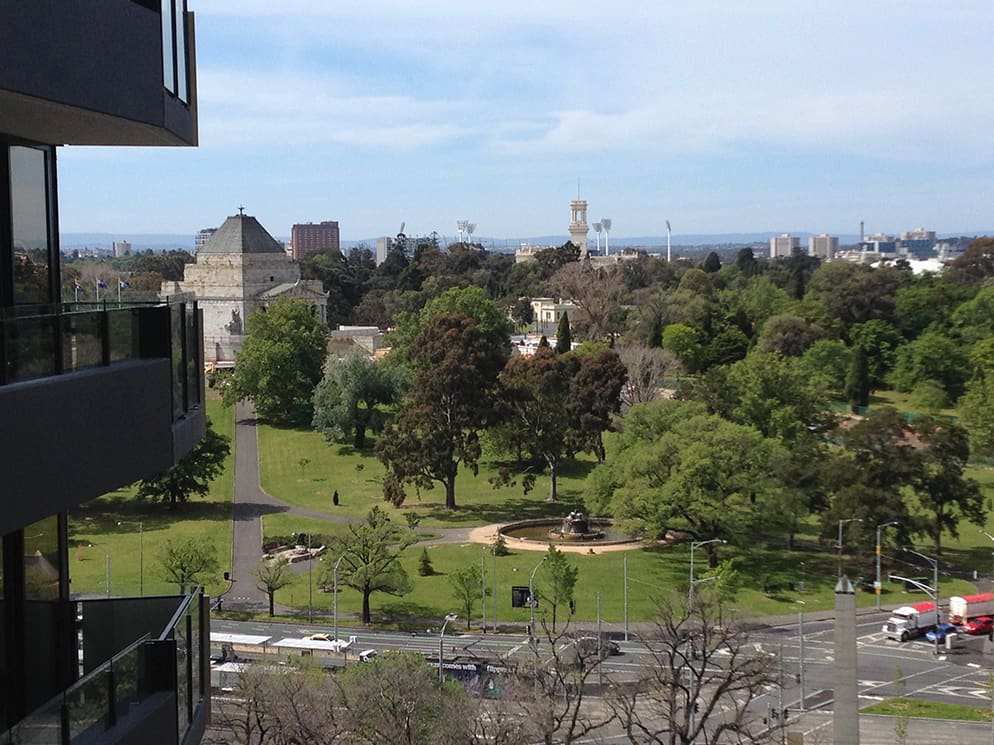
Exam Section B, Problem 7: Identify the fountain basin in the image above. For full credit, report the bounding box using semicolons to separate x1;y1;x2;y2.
498;517;637;546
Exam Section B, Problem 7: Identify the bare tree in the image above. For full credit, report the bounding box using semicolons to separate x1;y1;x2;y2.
548;262;628;342
494;622;616;745
617;345;683;407
254;556;293;617
606;595;777;744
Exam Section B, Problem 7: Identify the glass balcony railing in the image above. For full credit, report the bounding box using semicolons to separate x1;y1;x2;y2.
2;591;206;745
0;298;202;421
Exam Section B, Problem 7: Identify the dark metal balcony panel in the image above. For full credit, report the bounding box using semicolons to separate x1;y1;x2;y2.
0;1;197;146
0;360;194;536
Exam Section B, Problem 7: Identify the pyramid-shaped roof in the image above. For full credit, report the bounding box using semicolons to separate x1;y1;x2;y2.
198;212;285;255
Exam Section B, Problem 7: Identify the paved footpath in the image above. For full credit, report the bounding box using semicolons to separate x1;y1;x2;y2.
220;401;475;613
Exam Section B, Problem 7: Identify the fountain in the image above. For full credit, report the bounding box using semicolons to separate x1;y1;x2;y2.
496;511;636;547
550;511;605;541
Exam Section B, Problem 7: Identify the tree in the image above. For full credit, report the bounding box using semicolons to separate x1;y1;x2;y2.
498;347;573;501
617;345;682;407
377;314;507;510
548;261;628;342
822;408;919;548
390;285;512;356
662;323;703;371
959;373;994;457
606;595;777;745
540;545;578;632
609;410;786;566
849;319;903;389
756;313;824;357
844;344;871;410
222;298;328;426
158;536;219;593
312;348;407;449
448;563;484;629
555;311;572;354
565;348;627;462
912;417;985;554
323;506;414;624
254;556;292;617
888;329;968;399
134;421;230;508
334;652;475;745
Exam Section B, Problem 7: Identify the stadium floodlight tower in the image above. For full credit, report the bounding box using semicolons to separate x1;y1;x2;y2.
592;222;602;253
666;220;672;262
600;218;612;256
466;223;476;244
456;219;469;243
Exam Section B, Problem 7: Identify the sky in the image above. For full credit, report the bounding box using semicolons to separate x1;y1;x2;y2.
57;1;994;244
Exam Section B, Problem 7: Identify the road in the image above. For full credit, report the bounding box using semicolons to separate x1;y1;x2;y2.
213;614;994;743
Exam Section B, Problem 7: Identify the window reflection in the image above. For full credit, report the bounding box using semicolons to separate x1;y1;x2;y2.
9;146;51;305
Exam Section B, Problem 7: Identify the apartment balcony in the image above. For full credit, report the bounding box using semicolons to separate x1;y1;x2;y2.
3;591;210;745
0;299;205;537
0;0;197;146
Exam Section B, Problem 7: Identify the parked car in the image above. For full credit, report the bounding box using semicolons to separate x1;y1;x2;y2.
304;633;333;642
924;623;958;643
961;616;994;635
575;636;622;658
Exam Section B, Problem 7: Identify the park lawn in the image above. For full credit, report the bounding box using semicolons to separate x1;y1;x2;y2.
259;512;977;625
255;418;599;528
68;397;235;598
862;697;991;721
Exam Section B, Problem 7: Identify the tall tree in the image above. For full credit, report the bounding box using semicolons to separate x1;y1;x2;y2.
222;298;328;426
158;536;219;594
566;349;627;462
312;349;408;449
555;311;572;354
498;347;573;501
134;421;230;508
377;314;507;509
254;556;293;617
844;345;871;410
912;417;985;554
323;506;414;624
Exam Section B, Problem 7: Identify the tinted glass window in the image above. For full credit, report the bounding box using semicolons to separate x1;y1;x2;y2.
9;146;50;304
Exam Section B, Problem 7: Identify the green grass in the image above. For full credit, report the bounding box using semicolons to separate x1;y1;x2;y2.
67;394;994;625
68;396;235;598
862;697;992;721
256;419;597;527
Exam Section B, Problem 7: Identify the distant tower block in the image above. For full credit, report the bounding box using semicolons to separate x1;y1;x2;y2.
569;199;589;257
833;574;860;745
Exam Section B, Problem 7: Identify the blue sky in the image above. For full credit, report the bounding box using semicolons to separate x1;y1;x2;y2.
57;1;994;243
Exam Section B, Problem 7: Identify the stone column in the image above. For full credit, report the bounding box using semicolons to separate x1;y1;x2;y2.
833;574;859;745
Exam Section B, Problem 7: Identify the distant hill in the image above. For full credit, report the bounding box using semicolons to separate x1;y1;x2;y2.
62;233;196;252
64;230;991;254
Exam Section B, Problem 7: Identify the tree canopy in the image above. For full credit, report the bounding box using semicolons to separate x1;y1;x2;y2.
134;421;230;508
222;298;328;426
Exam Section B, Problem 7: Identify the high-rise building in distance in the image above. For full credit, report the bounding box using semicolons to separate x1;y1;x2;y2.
291;220;340;260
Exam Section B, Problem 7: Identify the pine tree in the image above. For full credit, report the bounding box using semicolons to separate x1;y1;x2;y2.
845;345;871;412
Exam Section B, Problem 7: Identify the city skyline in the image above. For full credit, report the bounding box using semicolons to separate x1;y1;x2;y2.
58;1;994;241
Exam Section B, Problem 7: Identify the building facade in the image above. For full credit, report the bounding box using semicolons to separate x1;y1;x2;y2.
808;233;838;259
568;199;590;256
164;211;328;365
291;220;340;260
770;233;800;258
0;2;210;743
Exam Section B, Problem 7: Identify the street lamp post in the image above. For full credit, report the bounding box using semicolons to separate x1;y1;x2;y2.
796;600;806;711
492;545;498;634
529;557;546;643
876;522;898;610
439;613;457;683
307;534;313;624
689;539;725;617
333;549;353;644
837;518;863;576
117;520;143;595
903;548;940;656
